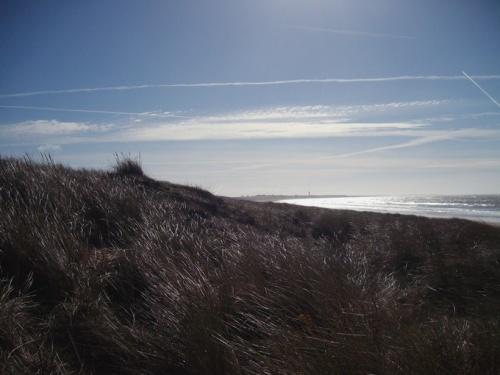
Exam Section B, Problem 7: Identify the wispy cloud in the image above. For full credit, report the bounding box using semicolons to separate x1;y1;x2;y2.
0;75;499;98
409;111;500;124
0;103;432;144
462;71;500;108
117;121;422;142
295;26;414;40
3;103;497;153
113;102;445;142
193;101;445;124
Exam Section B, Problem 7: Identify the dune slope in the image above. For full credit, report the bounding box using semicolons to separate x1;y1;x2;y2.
1;156;500;374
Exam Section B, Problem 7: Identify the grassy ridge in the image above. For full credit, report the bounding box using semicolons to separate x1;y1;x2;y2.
1;156;500;374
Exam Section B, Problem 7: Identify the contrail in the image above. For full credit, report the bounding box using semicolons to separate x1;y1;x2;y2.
335;136;448;158
335;128;489;158
295;26;414;40
1;75;500;99
462;71;500;108
0;105;186;118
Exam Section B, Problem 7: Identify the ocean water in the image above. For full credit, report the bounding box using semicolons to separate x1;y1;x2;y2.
280;195;500;224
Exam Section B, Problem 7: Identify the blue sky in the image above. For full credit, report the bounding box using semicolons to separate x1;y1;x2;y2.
1;0;499;195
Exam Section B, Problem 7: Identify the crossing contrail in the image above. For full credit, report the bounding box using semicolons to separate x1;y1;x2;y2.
1;74;500;99
462;71;500;108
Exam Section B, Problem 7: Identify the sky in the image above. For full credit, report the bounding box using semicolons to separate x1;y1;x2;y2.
1;0;500;196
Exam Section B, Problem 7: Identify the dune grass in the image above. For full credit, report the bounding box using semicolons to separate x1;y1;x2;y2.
0;156;500;374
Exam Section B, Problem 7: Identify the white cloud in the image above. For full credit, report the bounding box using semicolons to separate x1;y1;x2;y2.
3;102;497;150
1;102;440;144
198;106;347;123
116;120;423;142
202;101;447;124
2;120;113;136
112;102;441;142
112;101;449;142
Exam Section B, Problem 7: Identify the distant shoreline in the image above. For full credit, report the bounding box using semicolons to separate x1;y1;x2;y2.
236;194;500;225
277;195;500;225
239;193;500;203
238;194;349;202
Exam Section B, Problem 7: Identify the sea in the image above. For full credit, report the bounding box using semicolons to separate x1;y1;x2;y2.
279;195;500;224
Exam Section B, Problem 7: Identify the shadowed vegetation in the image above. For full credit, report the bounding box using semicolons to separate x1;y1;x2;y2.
1;156;500;374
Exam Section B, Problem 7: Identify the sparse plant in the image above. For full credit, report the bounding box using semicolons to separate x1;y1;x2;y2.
112;153;144;177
